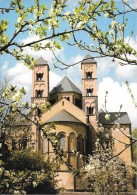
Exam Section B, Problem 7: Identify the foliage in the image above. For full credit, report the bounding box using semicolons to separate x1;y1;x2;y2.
82;147;134;194
0;0;136;69
0;149;58;194
4;149;45;171
132;128;137;163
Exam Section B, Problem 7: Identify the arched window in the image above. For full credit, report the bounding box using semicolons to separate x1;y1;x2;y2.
69;132;76;152
86;72;92;79
36;73;43;81
45;138;48;153
77;134;82;152
102;138;112;150
87;106;94;115
86;88;93;96
36;90;43;98
59;134;66;151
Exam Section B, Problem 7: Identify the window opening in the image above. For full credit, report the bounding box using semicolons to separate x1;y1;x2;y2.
36;90;43;98
59;134;66;151
87;107;94;115
77;135;82;152
45;138;48;153
86;89;93;96
86;72;92;79
36;73;43;81
102;138;112;149
65;97;70;101
75;98;81;108
12;139;16;150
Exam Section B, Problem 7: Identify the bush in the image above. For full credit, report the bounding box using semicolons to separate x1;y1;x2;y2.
0;149;58;194
5;149;45;171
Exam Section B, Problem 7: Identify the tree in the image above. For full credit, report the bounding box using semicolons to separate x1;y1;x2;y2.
0;0;136;69
81;147;135;194
132;128;137;163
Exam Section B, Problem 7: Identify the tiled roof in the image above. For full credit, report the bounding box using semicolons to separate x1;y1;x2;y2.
99;112;131;125
45;109;84;124
81;54;96;64
35;56;48;65
50;76;82;95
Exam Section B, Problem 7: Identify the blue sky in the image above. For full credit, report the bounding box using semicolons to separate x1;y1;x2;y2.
0;0;137;129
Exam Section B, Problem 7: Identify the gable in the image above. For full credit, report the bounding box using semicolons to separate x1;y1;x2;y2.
41;98;86;124
45;109;84;124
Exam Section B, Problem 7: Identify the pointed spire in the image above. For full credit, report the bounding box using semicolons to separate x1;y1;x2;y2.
35;56;48;65
82;54;96;64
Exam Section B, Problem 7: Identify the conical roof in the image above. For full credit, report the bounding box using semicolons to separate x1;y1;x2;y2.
45;109;83;124
35;56;48;65
50;76;82;95
82;54;96;64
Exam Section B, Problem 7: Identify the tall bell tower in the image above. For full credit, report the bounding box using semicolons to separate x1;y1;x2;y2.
31;56;49;151
31;56;50;105
81;54;98;131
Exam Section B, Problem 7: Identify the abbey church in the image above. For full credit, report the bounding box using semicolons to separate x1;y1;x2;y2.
31;54;132;191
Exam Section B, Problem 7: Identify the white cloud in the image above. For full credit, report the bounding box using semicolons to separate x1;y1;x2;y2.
115;65;137;79
98;77;137;130
2;61;8;70
7;62;32;91
64;54;83;90
96;57;116;75
49;71;62;91
115;37;137;80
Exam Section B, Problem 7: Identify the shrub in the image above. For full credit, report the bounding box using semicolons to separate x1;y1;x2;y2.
0;149;58;194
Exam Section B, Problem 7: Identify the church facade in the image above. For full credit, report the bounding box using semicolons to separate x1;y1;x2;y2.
31;54;132;191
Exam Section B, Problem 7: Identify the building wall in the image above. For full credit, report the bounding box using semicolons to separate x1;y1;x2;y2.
102;125;132;164
50;92;82;108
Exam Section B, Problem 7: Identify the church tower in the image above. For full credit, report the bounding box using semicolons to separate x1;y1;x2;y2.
31;56;49;151
81;54;98;131
31;56;50;105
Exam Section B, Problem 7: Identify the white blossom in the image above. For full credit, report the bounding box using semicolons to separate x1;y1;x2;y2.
77;21;84;29
105;114;110;120
127;134;132;138
105;13;109;18
105;134;109;138
65;11;71;16
123;0;127;3
98;126;104;132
